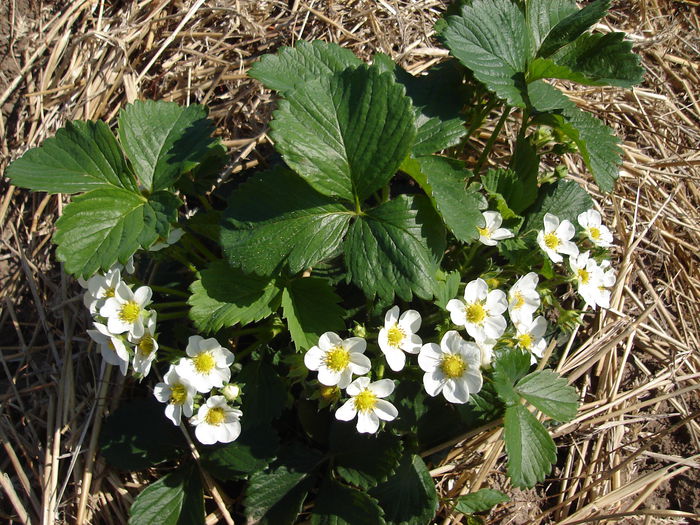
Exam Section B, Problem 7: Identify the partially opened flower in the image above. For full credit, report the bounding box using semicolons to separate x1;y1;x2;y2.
153;366;197;426
578;209;613;248
304;332;370;389
129;314;158;378
418;331;483;404
335;377;398;434
175;335;235;393
377;306;422;371
446;278;508;341
508;272;540;325
99;282;152;338
87;322;130;376
190;395;242;445
537;213;579;263
84;268;123;315
515;316;548;361
477;211;514;246
570;252;606;309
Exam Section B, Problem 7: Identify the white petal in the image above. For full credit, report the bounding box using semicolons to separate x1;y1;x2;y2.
559;240;579;257
464;371;484;395
336;368;354;390
133;286;152;306
218;421;242;443
543;213;560;232
446;299;467;326
483;316;507;340
443;379;469;404
491;228;514;241
356;411;379;434
556;220;576;241
531;316;547;338
186;335;203;356
440;330;464;353
317;367;341;387
195;423;217;445
485;290;508;314
344;337;367;354
318;332;342;351
165;404;181;426
401;333;422;354
335;399;357;421
373;399;398;421
464;279;488;302
384;347;406;372
483;210;502;229
368;379;395;398
153;383;170;403
348;353;371;375
418;343;441;372
423;370;446;397
304;346;324;371
399;309;421;333
384;306;399;327
347;376;370;395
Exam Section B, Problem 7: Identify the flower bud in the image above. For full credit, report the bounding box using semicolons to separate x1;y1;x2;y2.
221;383;240;402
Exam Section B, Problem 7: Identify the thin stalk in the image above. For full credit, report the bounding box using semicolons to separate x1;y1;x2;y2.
473;105;511;174
152;301;188;309
148;284;189;298
156;311;189;321
516;107;531;144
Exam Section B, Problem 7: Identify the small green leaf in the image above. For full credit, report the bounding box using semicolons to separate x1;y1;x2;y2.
522;178;592;234
271;65;416;202
312;481;386;525
237;358;287;428
531;0;610;57
249;40;361;94
344;195;445;301
369;454;438;525
527;79;572;113
6;120;135;194
282;277;345;351
188;260;282;333
434;270;461;309
503;404;557;488
221;167;352;276
118;100;216;191
492;348;532;405
515;370;579;422
481;168;535;219
454;489;509;514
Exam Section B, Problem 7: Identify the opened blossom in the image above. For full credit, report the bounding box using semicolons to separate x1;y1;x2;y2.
153;366;197;426
129;314;158;378
377;306;422;372
87;322;130;376
514;316;548;362
477;211;514;246
99;282;152;339
175;335;235;393
335;377;398;434
508;272;540;325
569;252;607;309
84;268;123;315
446;278;507;341
304;332;370;389
578;209;613;248
537;213;579;263
189;395;242;445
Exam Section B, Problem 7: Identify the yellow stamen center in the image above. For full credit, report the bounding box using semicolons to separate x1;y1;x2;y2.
440;354;466;378
324;346;350;372
544;233;560;250
387;324;405;347
466;303;486;324
512;291;525;309
170;384;187;405
577;268;590;284
518;333;533;349
102;287;115;299
320;385;339;401
118;301;141;323
477;226;490;238
138;335;155;356
205;407;226;426
589;227;601;240
193;352;216;374
353;389;377;413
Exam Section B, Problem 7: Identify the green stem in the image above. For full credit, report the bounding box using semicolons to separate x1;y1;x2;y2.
149;285;189;298
473;105;511;174
153;301;189;309
156;311;189;321
184;233;218;262
516;107;531;144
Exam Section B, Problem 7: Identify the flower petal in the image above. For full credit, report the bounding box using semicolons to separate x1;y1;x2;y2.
418;343;441;372
384;306;399;327
335;399;357;421
347;376;370;396
384;347;406;372
399;309;421;333
344;337;367;354
373;399;398;421
356;411;379;434
304;346;324;371
423;370;446;397
368;379;395;398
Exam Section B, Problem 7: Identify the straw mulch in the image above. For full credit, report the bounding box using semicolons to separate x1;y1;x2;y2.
1;1;698;524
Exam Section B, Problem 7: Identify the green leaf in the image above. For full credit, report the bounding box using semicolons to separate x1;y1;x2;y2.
237;357;287;428
54;188;180;278
442;0;531;107
454;489;509;514
413;117;466;157
527;79;572;113
522;178;592;233
6;120;135;194
129;464;204;525
100;398;186;471
221;167;352;276
510;136;540;213
330;422;404;489
434;270;461;309
312;481;386;525
281;277;345;351
492;348;532;406
270;65;416;202
344;195;445;301
526;0;579;52
118;100;216;191
369;454;438;525
503;404;557;488
415;156;485;243
188;260;282;333
249;40;362;94
514;370;579;422
481;168;535;219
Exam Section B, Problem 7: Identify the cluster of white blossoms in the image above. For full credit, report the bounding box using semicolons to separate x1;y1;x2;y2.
153;335;242;445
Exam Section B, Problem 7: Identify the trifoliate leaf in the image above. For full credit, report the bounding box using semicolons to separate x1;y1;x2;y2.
54;188;180;278
522;178;592;235
271;65;416;202
442;0;532;107
369;454;438;525
514;370;579;422
454;489;509;514
220;167;352;276
415;156;486;243
118;100;216;192
344;195;445;302
312;481;386;525
6;120;136;193
481;168;535;219
281;277;345;351
237;358;287;428
526;0;579;52
503;404;557;488
249;40;361;94
492;348;532;406
188;260;282;334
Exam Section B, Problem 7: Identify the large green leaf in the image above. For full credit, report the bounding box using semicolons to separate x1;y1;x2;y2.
503;404;557;488
312;481;386;525
526;0;579;52
270;65;416;202
344;195;445;301
6;120;135;194
118;100;215;192
221;167;352;276
515;370;579;422
522;178;592;234
281;277;345;351
492;348;532;406
188;260;282;333
442;0;532;107
454;489;508;514
54;188;180;278
369;454;438;525
249;40;361;94
237;358;287;428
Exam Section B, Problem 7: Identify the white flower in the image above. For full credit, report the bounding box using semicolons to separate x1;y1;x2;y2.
189;395;242;445
418;330;483;404
508;272;540;325
304;332;370;389
377;306;422;371
476;338;497;368
537;213;579;263
86;322;130;376
153;365;197;426
570;252;606;309
515;316;548;361
175;335;235;393
335;377;398;434
150;228;185;251
99;282;152;338
477;211;514;246
83;268;123;315
578;209;613;248
128;314;158;378
446;278;508;341
221;383;241;402
595;260;616;309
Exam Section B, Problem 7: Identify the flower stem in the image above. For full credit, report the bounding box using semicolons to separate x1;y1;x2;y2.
473;105;511;174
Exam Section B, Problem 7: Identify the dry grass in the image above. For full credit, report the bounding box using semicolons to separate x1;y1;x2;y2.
0;1;698;524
